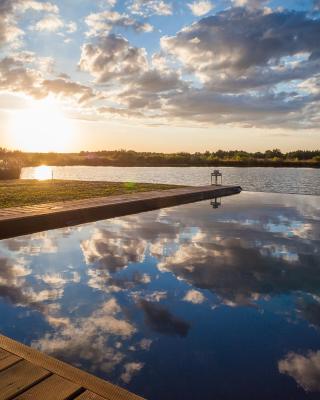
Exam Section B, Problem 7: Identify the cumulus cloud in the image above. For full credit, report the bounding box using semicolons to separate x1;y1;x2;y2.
155;195;320;307
0;54;100;105
32;298;139;374
77;7;320;128
161;8;320;86
41;78;100;103
0;1;62;47
129;0;172;16
32;14;64;32
19;1;59;14
0;0;24;47
157;7;320;127
85;11;153;37
79;34;148;83
183;289;205;304
279;351;320;392
188;1;213;16
121;362;144;383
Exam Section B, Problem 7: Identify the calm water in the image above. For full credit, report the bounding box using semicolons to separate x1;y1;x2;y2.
22;166;320;195
0;192;320;399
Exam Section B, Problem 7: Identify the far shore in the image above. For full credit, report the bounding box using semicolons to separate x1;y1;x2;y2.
2;149;320;169
22;161;320;168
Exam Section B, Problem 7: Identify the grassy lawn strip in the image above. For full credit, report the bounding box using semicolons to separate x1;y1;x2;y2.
0;180;182;209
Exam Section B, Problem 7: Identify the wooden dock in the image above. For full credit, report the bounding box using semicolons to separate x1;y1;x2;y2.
0;185;241;240
0;335;144;400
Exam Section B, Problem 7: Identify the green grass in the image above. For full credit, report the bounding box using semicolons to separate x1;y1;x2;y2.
0;180;181;209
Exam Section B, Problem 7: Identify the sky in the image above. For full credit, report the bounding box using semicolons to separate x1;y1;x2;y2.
0;0;320;153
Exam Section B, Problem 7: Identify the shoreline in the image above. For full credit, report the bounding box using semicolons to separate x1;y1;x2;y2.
21;162;320;169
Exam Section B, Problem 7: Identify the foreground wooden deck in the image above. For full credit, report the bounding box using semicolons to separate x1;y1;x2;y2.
0;335;144;400
0;185;241;240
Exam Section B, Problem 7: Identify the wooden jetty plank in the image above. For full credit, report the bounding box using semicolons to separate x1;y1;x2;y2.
0;335;144;400
0;185;241;240
76;391;107;400
13;374;83;399
0;360;51;400
0;349;21;372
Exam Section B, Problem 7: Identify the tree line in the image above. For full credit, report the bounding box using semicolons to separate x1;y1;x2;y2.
1;148;319;167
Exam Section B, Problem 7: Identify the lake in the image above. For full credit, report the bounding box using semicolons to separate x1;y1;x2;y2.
21;166;320;196
0;191;319;399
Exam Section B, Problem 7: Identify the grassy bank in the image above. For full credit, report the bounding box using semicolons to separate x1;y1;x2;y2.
0;180;180;209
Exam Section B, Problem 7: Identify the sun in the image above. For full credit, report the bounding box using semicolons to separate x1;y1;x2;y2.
8;97;75;152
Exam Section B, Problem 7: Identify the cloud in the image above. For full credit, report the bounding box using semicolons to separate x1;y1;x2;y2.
32;298;139;374
103;0;117;7
233;0;270;9
41;78;100;103
0;54;100;105
0;0;24;47
188;1;213;16
279;351;320;392
183;289;205;304
66;21;77;33
79;34;148;84
162;88;316;129
161;8;320;86
0;1;61;47
77;7;320;129
85;11;153;37
19;1;59;14
157;7;320;128
0;254;64;312
139;299;190;337
314;0;320;10
121;362;144;383
155;195;320;307
129;0;172;16
32;14;64;32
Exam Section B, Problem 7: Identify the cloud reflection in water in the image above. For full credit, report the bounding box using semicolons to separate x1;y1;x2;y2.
0;192;319;399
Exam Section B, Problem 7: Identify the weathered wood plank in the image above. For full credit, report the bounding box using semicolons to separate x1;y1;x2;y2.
0;335;144;400
13;374;83;399
0;349;21;372
0;360;50;400
75;391;107;400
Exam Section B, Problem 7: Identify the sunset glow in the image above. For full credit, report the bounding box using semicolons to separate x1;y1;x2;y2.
8;98;75;152
0;0;319;152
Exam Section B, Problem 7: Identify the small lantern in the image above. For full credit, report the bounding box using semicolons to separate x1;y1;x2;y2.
211;169;222;185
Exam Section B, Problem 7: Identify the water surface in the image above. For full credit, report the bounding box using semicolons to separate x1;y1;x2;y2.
22;166;320;195
0;192;320;399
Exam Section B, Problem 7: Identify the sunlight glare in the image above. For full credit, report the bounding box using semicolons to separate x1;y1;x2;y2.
9;97;75;152
33;165;53;181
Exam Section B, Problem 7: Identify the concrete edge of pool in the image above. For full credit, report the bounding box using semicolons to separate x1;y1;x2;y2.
0;334;144;400
0;185;241;240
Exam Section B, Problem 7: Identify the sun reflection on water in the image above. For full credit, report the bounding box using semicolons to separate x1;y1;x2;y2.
33;166;53;181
